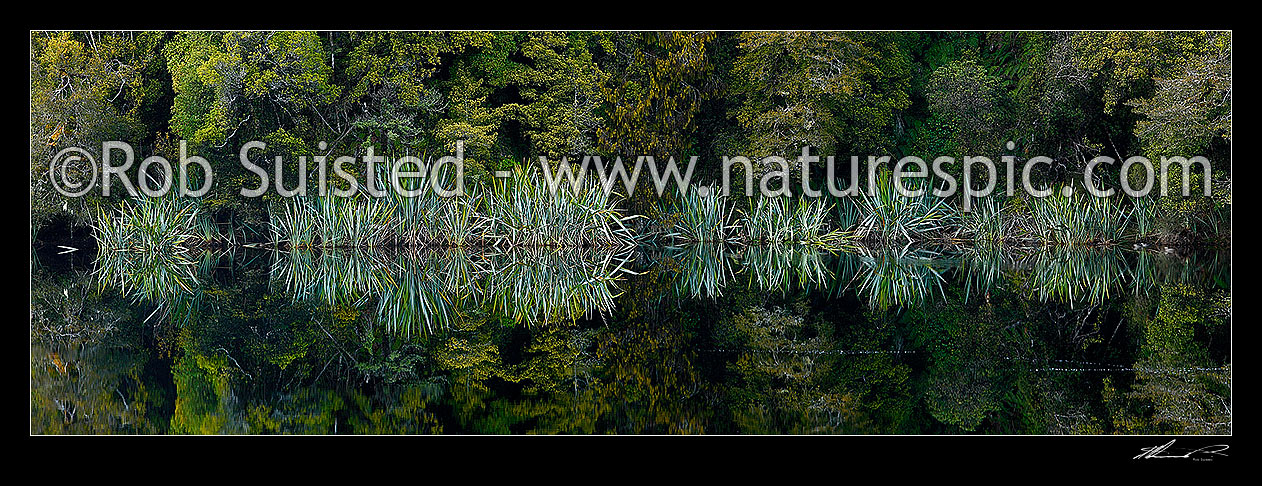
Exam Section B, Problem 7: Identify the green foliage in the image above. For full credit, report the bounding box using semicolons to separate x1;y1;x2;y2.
956;195;1010;243
1129;33;1231;157
925;58;1009;154
32;31;1232;245
266;164;637;249
740;196;854;247
30;32;168;229
31;31;1234;436
850;168;957;242
666;184;738;243
487;165;639;248
1071;31;1215;114
93;196;209;252
733;32;911;157
166;31;339;147
599;32;715;157
504;32;609;158
1027;188;1132;245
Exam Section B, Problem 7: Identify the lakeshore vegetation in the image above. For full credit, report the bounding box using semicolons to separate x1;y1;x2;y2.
32;31;1230;251
30;31;1231;436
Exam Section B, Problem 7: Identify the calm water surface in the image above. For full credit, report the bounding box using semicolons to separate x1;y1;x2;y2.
30;244;1231;434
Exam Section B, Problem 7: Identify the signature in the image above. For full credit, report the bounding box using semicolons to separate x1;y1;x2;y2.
1134;439;1229;460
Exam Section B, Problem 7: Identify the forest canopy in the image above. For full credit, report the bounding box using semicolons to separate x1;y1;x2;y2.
31;31;1231;242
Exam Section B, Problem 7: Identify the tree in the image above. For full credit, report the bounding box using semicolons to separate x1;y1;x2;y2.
1129;32;1231;160
30;32;168;229
598;32;716;159
165;31;341;224
506;32;609;159
924;58;1008;156
733;32;911;159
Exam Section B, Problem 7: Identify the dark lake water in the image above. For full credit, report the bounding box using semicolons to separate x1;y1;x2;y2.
30;244;1230;434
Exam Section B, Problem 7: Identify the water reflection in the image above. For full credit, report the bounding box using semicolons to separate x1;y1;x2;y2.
848;246;951;310
271;247;635;333
30;244;1230;434
668;244;736;299
664;244;1224;311
93;244;1230;329
744;244;833;294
